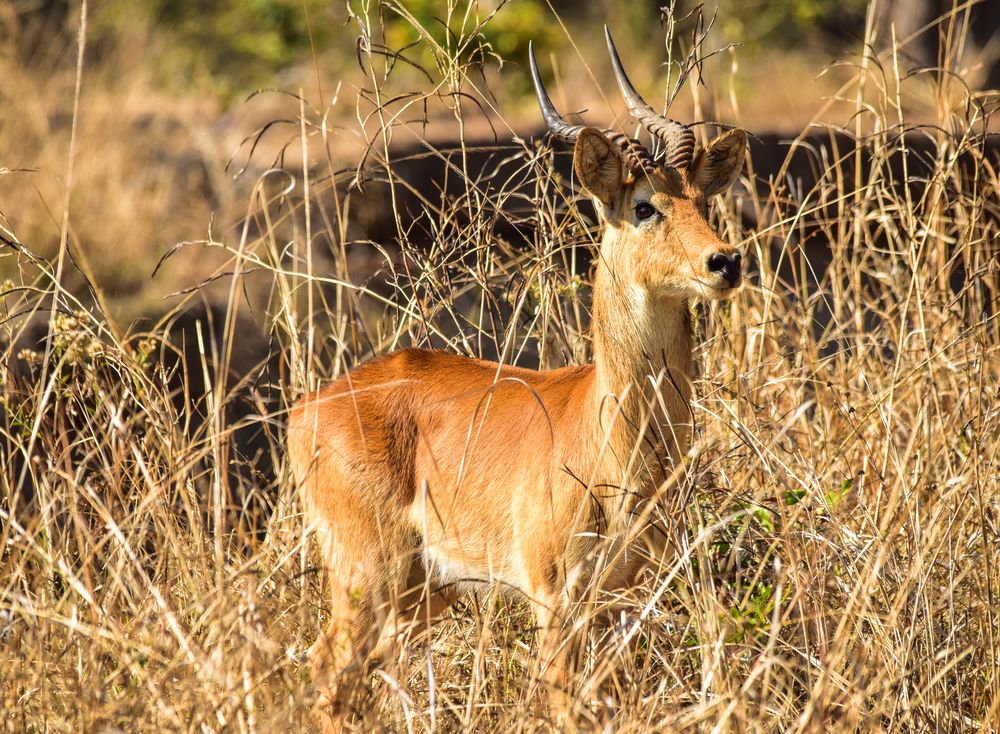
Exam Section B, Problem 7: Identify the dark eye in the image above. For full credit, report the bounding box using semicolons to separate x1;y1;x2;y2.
635;202;656;220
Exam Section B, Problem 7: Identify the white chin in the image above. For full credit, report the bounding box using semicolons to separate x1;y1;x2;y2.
692;280;739;300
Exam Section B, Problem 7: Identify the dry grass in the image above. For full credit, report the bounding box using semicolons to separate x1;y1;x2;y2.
2;2;999;732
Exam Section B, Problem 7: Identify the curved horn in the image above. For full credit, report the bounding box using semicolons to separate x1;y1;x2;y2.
529;40;584;143
604;26;695;169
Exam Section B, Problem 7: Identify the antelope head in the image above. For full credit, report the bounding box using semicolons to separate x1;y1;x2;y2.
530;28;747;302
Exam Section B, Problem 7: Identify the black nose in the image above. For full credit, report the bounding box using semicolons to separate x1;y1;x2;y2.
706;251;742;286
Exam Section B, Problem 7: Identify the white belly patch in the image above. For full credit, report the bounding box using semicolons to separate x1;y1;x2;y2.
420;543;526;595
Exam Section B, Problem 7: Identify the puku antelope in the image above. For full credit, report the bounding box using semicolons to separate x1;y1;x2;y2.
288;28;747;720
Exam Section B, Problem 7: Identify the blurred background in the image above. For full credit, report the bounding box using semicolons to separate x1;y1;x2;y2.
2;0;999;322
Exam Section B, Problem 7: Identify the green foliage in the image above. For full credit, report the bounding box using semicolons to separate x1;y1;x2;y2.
728;582;780;643
710;0;869;51
784;487;807;505
825;477;852;508
784;478;852;509
17;0;879;102
92;0;337;96
85;0;565;98
377;0;559;79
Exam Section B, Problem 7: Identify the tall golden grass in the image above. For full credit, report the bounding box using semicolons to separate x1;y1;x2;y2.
2;2;998;732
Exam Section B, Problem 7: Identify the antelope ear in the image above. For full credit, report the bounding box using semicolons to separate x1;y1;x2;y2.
573;128;625;207
690;128;747;196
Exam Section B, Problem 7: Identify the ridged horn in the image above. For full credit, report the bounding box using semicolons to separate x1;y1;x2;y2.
529;40;584;143
604;25;695;169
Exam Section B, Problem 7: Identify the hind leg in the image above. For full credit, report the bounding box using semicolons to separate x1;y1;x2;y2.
534;600;569;701
309;548;384;722
368;553;456;664
523;553;577;719
310;522;454;729
307;500;412;724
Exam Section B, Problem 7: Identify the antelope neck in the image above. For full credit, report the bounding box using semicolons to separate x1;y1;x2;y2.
588;251;694;467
